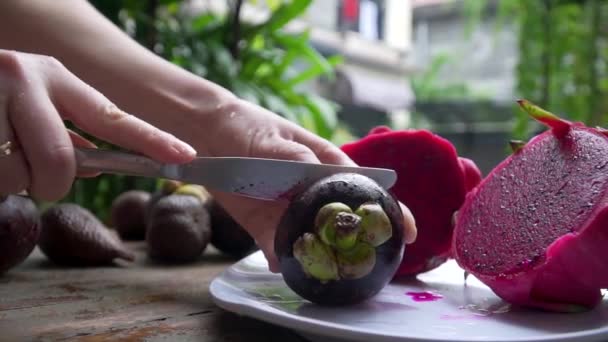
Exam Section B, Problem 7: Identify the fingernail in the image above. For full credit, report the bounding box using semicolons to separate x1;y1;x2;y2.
173;141;197;157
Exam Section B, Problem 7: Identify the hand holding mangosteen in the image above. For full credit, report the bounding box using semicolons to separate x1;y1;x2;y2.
275;173;408;305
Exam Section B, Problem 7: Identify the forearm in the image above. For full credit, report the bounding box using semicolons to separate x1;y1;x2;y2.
0;0;235;146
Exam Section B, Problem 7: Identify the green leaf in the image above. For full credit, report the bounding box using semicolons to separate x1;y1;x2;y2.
297;106;318;133
231;79;262;105
207;41;238;78
265;0;312;32
303;95;339;139
262;91;299;122
286;55;343;86
192;14;220;32
272;32;339;84
264;0;283;11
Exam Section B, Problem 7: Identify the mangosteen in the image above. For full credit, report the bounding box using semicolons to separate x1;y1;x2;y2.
110;190;151;240
207;199;256;258
275;173;405;305
146;189;212;263
145;179;183;222
39;203;135;266
0;195;40;274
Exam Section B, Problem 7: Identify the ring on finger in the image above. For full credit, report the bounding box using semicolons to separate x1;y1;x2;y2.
0;141;12;156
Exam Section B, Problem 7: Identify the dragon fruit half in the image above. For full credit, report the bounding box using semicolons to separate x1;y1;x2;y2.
453;100;608;312
342;127;482;276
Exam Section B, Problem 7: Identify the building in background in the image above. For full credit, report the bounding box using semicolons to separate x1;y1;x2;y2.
302;0;416;137
410;0;518;173
188;0;416;137
188;0;516;172
411;0;517;103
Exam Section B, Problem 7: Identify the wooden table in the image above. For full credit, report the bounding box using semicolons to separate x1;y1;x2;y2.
0;242;307;341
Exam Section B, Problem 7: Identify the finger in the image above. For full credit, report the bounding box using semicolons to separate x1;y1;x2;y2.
399;202;417;244
44;61;196;163
251;132;321;164
9;84;74;200
0;94;11;145
0;93;29;195
0;151;30;195
209;189;285;273
67;129;99;178
68;129;96;149
293;129;356;166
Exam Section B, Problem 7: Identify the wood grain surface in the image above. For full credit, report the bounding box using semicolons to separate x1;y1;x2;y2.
0;242;307;342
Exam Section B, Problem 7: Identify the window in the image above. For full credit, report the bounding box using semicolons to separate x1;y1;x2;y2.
337;0;385;41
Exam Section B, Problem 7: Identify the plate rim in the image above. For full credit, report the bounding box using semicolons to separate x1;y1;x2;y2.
210;251;608;342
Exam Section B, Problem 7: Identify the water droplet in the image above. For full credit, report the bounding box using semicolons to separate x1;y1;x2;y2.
229;111;236;118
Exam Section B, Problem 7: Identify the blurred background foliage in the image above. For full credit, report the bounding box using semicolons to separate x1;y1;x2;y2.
467;0;608;139
65;0;345;221
62;0;608;219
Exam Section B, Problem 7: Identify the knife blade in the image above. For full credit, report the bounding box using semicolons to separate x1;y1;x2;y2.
75;147;397;201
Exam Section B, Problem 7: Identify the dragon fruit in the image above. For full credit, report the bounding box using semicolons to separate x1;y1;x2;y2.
341;126;482;276
453;100;608;312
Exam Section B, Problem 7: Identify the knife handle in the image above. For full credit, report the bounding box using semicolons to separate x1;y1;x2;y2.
74;147;164;179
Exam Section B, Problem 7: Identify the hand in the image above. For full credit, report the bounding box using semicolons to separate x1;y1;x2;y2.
180;97;417;272
0;50;197;200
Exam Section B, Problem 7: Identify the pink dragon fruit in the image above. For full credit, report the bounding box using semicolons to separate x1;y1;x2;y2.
453;100;608;312
342;126;482;276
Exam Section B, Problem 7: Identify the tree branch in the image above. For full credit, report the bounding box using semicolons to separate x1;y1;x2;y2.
144;0;160;51
230;0;244;58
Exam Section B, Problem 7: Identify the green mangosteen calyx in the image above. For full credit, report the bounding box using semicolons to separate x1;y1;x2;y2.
355;203;392;247
293;233;339;283
337;241;376;279
315;202;352;246
293;201;393;282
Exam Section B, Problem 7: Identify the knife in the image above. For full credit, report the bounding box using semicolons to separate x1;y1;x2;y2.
74;147;397;201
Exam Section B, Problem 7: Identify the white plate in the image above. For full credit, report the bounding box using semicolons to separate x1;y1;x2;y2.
210;251;608;342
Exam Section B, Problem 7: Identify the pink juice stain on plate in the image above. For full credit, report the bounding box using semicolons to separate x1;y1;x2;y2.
405;291;443;302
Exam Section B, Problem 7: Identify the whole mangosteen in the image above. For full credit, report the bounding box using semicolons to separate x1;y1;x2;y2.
274;173;405;305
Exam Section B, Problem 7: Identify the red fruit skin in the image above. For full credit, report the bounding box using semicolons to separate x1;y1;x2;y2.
458;157;483;192
342;127;481;276
453;125;608;312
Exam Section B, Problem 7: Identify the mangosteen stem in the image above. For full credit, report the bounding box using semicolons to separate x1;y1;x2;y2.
355;203;392;247
517;99;571;134
334;212;362;251
509;140;526;154
315;202;353;246
293;233;339;282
